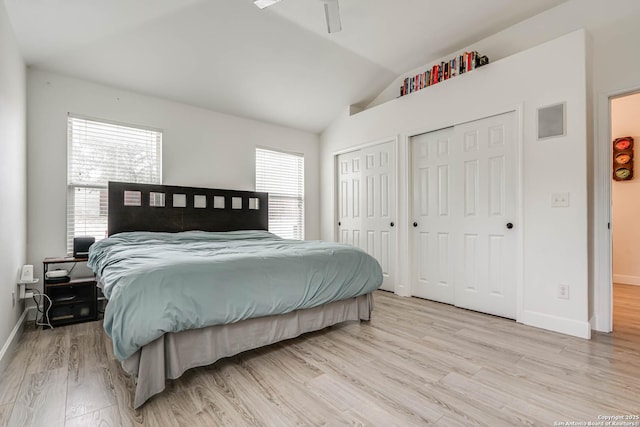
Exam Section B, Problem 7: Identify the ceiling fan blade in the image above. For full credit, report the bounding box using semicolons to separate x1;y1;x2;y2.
323;0;342;33
253;0;282;9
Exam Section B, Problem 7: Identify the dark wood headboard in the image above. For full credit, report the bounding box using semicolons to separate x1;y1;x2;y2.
108;182;268;236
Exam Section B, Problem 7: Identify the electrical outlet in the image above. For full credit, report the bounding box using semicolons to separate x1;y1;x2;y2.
551;192;570;208
558;284;569;299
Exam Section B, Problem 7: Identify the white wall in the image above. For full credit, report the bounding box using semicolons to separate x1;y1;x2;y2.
27;69;320;284
0;1;27;360
367;0;640;110
321;31;590;338
591;5;640;331
353;0;640;332
611;94;640;286
324;0;640;335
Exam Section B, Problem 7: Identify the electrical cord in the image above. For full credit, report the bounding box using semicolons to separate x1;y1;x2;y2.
34;293;54;329
67;262;77;276
26;289;54;329
26;287;44;314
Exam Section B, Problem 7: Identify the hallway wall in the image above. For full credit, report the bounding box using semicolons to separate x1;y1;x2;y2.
611;93;640;286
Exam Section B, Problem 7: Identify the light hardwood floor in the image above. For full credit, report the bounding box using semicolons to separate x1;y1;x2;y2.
613;283;640;339
1;289;639;426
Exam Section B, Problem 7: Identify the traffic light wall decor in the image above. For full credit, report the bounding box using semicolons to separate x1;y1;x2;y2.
613;136;634;181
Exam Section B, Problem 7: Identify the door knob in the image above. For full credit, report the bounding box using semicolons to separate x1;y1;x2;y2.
413;222;418;227
338;222;341;226
506;222;514;229
390;222;395;227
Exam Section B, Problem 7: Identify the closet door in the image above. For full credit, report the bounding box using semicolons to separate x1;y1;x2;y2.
361;141;396;292
410;112;517;319
337;141;396;292
411;128;456;303
337;150;362;247
453;112;517;319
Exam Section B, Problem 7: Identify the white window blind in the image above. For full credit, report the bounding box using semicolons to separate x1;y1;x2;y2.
256;147;304;240
67;115;162;253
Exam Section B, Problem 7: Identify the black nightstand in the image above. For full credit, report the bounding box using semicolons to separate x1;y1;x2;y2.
42;257;97;327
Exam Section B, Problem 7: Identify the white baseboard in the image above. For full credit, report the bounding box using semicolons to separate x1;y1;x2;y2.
0;307;29;375
521;310;591;339
26;304;39;322
613;274;640;286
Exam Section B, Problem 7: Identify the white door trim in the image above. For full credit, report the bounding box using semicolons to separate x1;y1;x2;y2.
594;85;640;333
404;105;524;322
515;104;525;324
332;136;399;157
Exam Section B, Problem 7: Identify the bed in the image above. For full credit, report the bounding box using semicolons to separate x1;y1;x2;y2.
89;182;382;408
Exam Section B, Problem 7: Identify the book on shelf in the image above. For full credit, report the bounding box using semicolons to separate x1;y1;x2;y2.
399;51;489;97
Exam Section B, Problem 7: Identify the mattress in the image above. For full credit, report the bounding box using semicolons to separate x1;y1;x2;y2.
88;230;383;361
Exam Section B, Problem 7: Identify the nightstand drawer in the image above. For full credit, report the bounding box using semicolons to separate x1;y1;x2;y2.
48;284;94;303
49;301;96;325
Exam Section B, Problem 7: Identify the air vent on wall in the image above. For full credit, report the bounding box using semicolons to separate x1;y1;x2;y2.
537;103;566;140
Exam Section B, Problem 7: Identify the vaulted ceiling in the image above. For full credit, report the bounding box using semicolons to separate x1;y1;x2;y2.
5;0;567;133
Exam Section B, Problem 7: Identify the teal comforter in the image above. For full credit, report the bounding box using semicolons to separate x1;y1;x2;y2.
88;230;382;361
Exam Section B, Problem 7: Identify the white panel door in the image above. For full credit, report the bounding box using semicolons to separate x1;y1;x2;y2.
411;128;455;303
453;112;516;318
361;141;396;291
337;150;363;248
410;112;517;319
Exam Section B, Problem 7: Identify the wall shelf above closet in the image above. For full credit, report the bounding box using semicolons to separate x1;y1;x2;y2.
399;51;489;98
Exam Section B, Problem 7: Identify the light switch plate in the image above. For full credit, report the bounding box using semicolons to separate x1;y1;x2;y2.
558;284;569;299
551;192;570;208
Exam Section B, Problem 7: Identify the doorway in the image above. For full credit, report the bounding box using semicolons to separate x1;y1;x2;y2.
610;92;640;339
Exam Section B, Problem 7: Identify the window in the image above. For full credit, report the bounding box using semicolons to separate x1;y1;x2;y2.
67;115;162;253
256;147;304;240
